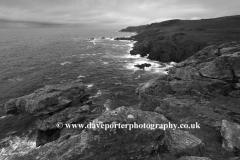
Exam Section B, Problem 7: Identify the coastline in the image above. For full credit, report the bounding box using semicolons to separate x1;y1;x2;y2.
117;16;240;63
1;17;240;159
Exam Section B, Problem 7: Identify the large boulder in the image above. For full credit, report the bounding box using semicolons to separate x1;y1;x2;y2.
221;120;240;151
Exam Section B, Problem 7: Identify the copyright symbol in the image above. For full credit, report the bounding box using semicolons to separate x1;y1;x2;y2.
56;122;64;129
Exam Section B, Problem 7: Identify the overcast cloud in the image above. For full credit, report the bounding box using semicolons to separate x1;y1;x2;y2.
0;0;240;26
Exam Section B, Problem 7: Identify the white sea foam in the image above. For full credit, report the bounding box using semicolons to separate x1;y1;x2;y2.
104;37;114;41
103;62;109;65
86;84;94;88
0;115;7;120
61;55;77;59
77;75;86;78
125;56;175;74
0;136;36;160
122;54;141;59
91;90;102;98
60;61;71;66
89;38;103;45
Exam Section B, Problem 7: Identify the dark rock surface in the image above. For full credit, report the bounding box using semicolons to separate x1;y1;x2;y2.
136;42;240;159
4;80;100;147
120;16;240;63
5;80;87;116
134;63;151;70
114;37;135;41
9;107;205;160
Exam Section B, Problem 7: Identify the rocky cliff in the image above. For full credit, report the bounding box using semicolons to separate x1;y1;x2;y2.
3;42;240;160
120;16;240;63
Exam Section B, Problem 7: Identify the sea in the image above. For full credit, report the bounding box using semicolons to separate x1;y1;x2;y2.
0;27;173;158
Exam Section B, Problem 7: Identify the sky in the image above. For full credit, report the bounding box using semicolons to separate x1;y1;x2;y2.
0;0;240;27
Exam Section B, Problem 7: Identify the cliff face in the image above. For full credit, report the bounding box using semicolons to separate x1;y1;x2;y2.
136;42;240;159
121;16;240;63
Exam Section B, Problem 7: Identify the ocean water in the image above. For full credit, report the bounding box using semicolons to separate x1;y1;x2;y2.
0;27;172;158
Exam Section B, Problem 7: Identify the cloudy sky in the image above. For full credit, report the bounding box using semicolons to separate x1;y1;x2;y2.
0;0;240;27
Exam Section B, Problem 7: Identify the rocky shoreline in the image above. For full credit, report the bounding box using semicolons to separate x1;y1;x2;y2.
2;41;239;160
2;16;240;160
119;16;240;63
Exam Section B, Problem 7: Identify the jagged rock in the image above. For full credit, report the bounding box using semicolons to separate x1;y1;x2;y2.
135;42;240;159
4;81;95;147
169;130;203;157
114;37;135;41
221;120;240;151
36;105;90;131
178;156;211;160
35;104;91;147
92;106;170;127
134;63;151;70
5;81;87;116
9;106;204;160
137;42;240;99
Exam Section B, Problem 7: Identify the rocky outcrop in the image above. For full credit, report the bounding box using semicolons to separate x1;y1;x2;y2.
9;106;205;160
114;37;135;41
136;42;240;159
4;80;100;147
120;16;240;63
5;80;88;116
134;63;151;70
137;42;240;99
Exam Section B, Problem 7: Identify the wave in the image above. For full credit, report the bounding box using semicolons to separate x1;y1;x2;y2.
121;54;141;59
61;55;77;59
103;62;109;65
0;115;7;120
77;75;86;78
86;83;94;88
0;136;36;160
91;90;102;98
60;61;71;66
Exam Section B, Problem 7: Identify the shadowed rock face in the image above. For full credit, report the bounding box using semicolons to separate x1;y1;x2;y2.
120;16;240;63
4;80;97;147
9;107;204;160
136;42;240;159
114;37;135;41
137;42;240;99
5;81;87;116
